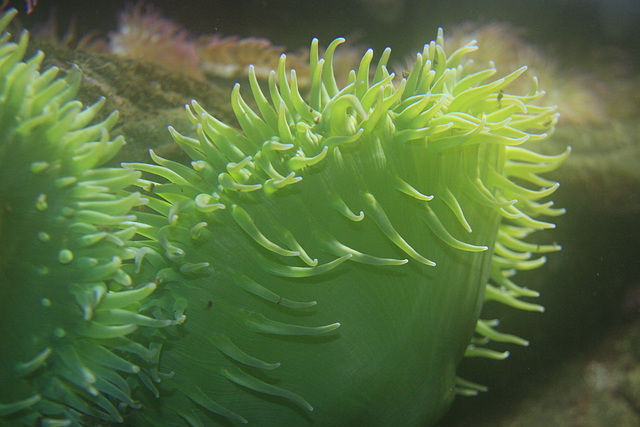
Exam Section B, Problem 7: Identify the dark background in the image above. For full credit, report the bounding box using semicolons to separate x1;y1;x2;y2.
5;0;640;65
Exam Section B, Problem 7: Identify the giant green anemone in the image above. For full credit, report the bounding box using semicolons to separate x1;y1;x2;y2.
0;7;569;426
0;9;178;425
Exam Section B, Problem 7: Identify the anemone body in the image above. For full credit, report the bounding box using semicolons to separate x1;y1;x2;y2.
0;6;568;426
125;33;567;425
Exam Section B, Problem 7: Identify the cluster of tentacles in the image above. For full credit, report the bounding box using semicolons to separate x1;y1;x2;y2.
0;8;568;426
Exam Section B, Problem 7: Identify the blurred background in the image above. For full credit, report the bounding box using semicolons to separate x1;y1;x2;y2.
6;0;640;62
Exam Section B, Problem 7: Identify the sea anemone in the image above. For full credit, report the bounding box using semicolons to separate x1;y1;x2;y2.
107;3;310;84
108;2;202;80
124;30;568;426
0;6;569;426
0;8;173;425
196;34;310;81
